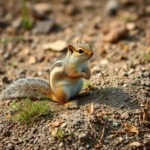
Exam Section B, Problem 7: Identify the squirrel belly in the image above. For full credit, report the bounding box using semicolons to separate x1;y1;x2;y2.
63;78;83;100
0;78;52;100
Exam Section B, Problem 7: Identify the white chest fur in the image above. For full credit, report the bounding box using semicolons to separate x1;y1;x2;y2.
64;78;83;100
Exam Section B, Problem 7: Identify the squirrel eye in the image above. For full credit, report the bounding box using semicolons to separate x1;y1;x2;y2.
78;49;84;54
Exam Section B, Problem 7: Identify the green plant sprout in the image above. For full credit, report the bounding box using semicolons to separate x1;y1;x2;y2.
144;54;150;61
0;36;24;44
22;0;33;29
10;99;51;124
55;128;72;141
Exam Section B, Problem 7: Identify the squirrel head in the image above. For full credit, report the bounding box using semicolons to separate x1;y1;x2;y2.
67;44;94;62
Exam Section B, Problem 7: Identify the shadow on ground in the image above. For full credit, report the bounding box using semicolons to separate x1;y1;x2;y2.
0;87;140;111
77;87;139;110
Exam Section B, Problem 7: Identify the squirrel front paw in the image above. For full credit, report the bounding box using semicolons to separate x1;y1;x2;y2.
83;69;91;79
64;100;79;109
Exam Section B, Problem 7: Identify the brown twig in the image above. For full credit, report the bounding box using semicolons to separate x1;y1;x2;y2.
99;126;105;141
100;70;105;86
110;129;150;134
87;116;100;138
142;99;149;122
95;126;106;149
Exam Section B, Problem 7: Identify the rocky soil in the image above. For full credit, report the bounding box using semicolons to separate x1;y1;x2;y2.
0;0;150;149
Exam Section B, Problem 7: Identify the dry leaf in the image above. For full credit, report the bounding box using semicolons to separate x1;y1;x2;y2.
128;141;141;147
95;126;105;149
28;56;36;64
102;111;108;115
142;99;149;122
118;137;123;142
126;22;136;31
5;113;11;120
96;105;108;124
103;23;128;43
95;142;103;149
51;127;58;136
87;103;95;115
28;2;52;20
123;45;129;51
96;113;105;124
43;40;67;52
147;47;150;53
102;104;104;110
50;120;64;127
124;122;139;135
33;2;51;14
102;104;108;115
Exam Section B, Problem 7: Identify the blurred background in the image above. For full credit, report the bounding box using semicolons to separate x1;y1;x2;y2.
1;1;150;149
0;0;150;85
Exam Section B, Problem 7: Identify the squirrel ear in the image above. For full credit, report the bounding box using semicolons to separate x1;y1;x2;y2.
68;45;74;54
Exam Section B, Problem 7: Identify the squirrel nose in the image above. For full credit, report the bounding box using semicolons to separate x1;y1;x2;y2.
87;52;93;58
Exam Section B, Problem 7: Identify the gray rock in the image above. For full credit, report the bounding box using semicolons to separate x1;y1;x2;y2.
3;53;10;59
105;0;121;16
78;146;86;150
59;142;64;147
7;143;15;150
143;71;150;78
112;122;120;127
121;112;129;119
92;66;101;74
31;42;37;49
86;144;90;149
134;119;139;126
141;80;146;86
78;132;88;142
29;2;52;19
65;5;79;16
12;18;22;29
120;104;125;108
124;96;130;102
134;109;141;115
145;80;150;86
32;20;55;34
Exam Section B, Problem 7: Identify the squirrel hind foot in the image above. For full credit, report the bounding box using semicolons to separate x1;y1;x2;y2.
64;100;79;109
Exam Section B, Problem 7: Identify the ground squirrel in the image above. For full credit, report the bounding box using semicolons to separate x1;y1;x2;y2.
0;43;94;108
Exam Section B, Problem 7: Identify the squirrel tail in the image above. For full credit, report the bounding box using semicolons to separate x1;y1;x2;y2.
0;78;51;100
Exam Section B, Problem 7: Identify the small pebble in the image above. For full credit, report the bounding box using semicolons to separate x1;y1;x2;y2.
143;72;150;78
134;109;141;115
112;122;120;127
3;53;10;59
32;20;55;34
121;112;129;119
59;142;64;147
100;59;109;66
78;132;88;142
7;143;15;150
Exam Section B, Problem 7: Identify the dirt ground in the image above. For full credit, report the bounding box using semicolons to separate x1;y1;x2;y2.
0;0;150;149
